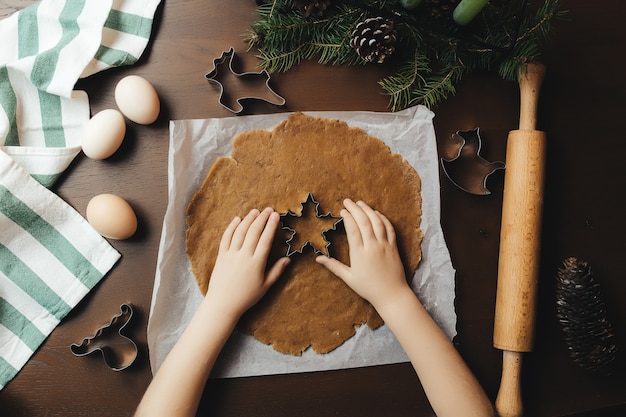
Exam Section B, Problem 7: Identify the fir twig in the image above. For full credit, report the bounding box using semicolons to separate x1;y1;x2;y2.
246;0;566;110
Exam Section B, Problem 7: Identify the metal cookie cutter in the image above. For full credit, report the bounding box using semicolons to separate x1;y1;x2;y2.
70;303;138;371
440;128;505;195
205;47;286;114
280;193;343;257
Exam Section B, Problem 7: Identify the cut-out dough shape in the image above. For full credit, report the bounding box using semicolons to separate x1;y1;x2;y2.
440;128;505;195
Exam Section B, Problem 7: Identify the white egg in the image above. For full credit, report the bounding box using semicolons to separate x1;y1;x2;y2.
114;75;160;125
86;194;138;240
81;109;126;160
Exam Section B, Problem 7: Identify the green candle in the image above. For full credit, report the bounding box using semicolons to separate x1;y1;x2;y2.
452;0;489;26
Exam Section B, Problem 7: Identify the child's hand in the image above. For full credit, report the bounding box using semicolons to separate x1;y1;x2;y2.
205;207;290;320
316;199;412;312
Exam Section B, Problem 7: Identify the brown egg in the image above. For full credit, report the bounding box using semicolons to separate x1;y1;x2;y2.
86;194;138;240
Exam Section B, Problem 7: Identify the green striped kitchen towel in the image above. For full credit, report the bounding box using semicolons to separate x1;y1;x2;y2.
0;149;121;390
0;0;162;188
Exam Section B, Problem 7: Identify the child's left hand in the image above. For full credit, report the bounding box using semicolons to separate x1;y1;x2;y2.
204;207;290;320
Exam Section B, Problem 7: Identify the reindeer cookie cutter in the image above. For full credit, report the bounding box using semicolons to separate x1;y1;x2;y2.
205;47;286;114
70;303;138;371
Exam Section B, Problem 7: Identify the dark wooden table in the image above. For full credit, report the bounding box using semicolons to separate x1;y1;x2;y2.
1;1;625;416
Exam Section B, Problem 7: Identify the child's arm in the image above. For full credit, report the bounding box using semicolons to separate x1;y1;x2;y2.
316;199;494;417
134;208;290;417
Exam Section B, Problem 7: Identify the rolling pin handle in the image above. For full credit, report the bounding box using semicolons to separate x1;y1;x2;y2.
495;350;524;417
518;62;546;131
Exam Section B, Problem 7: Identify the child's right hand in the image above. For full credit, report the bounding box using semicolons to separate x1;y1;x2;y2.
315;199;413;312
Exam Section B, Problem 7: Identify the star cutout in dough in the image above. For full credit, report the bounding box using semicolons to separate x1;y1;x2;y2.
280;193;343;257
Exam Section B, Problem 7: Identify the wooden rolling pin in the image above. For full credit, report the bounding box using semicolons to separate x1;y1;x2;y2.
493;62;547;417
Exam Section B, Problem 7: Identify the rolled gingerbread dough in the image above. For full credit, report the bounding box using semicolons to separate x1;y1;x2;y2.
185;112;422;355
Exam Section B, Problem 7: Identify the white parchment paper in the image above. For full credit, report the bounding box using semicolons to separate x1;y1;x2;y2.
147;106;456;378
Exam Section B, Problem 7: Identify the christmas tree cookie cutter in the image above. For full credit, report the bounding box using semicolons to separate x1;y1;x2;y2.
440;128;505;195
280;193;343;257
70;303;138;371
205;47;286;114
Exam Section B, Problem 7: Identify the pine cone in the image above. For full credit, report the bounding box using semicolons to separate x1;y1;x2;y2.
294;0;331;17
424;0;460;19
556;257;618;374
350;17;397;64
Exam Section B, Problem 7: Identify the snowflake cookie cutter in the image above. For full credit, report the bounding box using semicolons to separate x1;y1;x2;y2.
205;47;286;114
70;303;138;371
280;193;343;257
440;128;506;195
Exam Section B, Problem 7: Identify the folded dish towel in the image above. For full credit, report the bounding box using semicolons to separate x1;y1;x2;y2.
0;0;162;187
0;0;161;390
0;150;121;390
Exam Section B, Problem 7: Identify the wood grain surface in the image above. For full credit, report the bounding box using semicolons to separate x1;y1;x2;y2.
0;1;625;416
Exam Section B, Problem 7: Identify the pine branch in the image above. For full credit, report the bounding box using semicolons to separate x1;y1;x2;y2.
246;0;566;110
498;0;564;80
249;2;366;72
378;51;425;111
378;50;463;111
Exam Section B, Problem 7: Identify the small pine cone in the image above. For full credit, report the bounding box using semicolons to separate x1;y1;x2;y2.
556;257;618;374
349;17;397;64
424;0;460;19
294;0;331;17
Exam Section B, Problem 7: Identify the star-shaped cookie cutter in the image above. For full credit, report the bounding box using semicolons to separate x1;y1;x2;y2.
70;303;138;371
205;47;286;114
280;193;343;257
